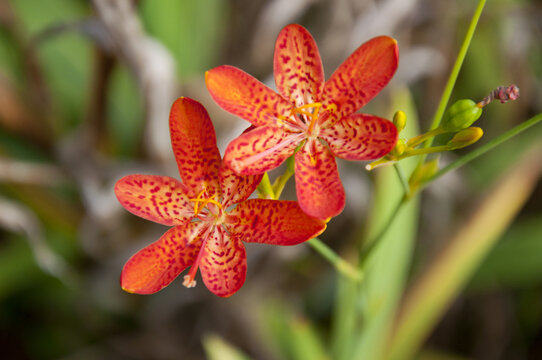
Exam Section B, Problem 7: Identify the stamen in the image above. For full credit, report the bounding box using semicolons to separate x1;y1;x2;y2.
288;102;323;134
182;276;197;288
189;191;222;216
277;114;301;130
189;190;206;215
191;197;223;210
182;225;213;289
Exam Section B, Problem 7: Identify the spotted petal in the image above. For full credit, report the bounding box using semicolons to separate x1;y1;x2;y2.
219;164;263;207
321;36;398;125
170;97;222;197
227;199;326;245
320;114;398;160
295;141;345;220
115;175;194;226
200;226;246;297
224;125;304;175
121;222;206;294
206;65;293;127
274;24;324;107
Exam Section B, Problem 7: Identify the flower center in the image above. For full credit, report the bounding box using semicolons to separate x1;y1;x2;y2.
293;102;323;134
189;189;223;218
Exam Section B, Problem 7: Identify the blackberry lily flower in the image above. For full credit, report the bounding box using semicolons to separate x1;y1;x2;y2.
115;98;326;297
206;24;399;220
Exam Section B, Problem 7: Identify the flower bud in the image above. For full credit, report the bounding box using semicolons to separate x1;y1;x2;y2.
393;111;407;133
392;138;406;157
441;99;482;132
447;127;483;149
409;158;439;193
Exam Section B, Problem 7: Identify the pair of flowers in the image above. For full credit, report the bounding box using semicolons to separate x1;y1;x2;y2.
115;24;399;297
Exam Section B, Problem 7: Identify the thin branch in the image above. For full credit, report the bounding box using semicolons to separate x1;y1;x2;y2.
91;0;177;164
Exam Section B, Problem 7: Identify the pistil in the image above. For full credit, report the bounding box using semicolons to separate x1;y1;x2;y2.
182;225;214;288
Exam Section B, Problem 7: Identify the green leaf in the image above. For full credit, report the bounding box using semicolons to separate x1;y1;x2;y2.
13;0;92;132
0;236;42;300
203;334;252;360
352;86;420;360
140;0;228;78
107;64;144;157
263;301;329;360
469;216;542;291
384;143;542;360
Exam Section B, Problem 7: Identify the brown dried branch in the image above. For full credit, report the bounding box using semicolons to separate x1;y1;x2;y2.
91;0;177;165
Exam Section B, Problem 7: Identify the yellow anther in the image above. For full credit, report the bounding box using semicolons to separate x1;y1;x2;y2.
296;103;321;110
189;190;223;216
290;102;323;133
326;103;338;113
189;189;206;215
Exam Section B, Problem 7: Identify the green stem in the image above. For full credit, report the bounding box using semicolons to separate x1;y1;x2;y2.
402;145;449;157
423;112;542;187
418;0;487;164
263;166;361;281
407;127;445;148
273;168;294;199
308;238;363;282
393;163;410;197
257;172;275;199
358;197;406;268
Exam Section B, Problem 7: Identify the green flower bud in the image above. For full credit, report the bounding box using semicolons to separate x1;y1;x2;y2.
391;138;406;157
409;158;439;193
441;99;482;132
447;127;483;149
393;111;407;133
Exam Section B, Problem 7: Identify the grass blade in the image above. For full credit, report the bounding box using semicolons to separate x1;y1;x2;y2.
385;142;542;360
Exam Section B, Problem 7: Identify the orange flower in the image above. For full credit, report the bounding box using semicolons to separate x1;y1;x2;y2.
206;24;399;219
115;98;326;297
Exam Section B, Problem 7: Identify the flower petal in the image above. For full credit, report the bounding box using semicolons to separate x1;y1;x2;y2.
227;199;326;245
219;163;263;207
206;65;293;127
200;226;246;297
295;141;345;219
320;113;398;160
115;175;194;226
224;125;304;175
121;222;206;294
274;24;324;107
321;36;398;123
170;97;222;197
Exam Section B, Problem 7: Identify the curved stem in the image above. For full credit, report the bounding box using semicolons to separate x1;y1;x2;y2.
418;0;487;166
308;238;363;282
264;166;361;281
358;197;406;268
407;127;445;148
394;163;411;197
272;168;294;199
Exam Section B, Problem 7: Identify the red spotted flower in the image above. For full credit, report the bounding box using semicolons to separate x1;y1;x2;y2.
206;24;399;220
115;97;326;297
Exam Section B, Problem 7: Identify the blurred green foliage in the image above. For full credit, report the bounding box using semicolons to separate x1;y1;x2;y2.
0;1;540;359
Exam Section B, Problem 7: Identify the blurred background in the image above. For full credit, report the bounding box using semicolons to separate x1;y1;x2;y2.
0;0;541;359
